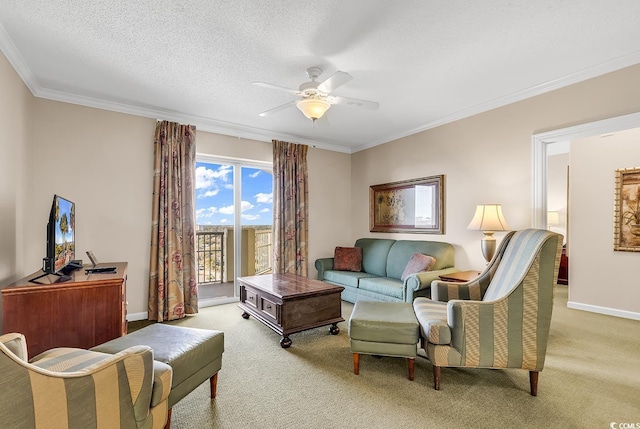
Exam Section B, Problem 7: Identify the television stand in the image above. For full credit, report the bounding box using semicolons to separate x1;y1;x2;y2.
1;262;128;359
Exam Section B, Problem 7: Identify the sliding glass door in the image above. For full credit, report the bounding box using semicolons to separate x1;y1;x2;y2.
195;157;272;305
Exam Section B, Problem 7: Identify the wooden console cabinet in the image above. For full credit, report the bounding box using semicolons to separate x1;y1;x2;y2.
1;262;128;359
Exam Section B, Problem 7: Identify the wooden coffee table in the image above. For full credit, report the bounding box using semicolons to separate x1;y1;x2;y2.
238;273;344;348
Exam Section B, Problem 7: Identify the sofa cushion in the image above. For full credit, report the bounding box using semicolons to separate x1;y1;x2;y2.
324;270;378;288
412;298;451;345
333;246;362;272
400;253;436;281
355;238;396;277
358;277;404;299
386;240;455;280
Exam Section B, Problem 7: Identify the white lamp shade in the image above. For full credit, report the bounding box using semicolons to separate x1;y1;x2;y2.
296;98;331;120
547;211;560;226
467;204;511;232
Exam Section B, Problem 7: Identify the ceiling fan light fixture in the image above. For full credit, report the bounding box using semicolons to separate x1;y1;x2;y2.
296;97;331;121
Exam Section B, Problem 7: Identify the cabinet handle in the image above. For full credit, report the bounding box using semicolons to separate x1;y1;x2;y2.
266;304;272;310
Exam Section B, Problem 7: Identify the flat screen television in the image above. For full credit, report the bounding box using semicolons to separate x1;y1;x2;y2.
30;194;80;283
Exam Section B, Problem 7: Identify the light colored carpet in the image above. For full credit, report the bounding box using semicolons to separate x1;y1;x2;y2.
132;286;640;428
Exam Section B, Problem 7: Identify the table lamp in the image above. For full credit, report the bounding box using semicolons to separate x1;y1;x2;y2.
467;204;511;263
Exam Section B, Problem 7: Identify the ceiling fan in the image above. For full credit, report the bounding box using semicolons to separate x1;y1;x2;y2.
253;67;379;121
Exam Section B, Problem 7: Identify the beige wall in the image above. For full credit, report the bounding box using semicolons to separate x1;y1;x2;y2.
0;52;31;284
28;100;156;316
351;64;640;316
569;129;640;314
9;84;351;317
4;48;640;319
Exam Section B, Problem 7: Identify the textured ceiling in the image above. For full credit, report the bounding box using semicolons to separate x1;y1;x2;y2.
1;1;640;153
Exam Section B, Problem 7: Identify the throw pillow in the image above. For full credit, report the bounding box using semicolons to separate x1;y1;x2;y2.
333;246;362;272
401;253;436;281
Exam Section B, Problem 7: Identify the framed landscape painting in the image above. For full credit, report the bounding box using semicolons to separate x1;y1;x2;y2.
614;167;640;252
369;175;444;234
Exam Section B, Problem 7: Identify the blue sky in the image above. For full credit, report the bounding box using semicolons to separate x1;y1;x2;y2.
195;162;273;226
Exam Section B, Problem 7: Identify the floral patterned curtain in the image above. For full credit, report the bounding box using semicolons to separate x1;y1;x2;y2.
272;140;309;276
148;120;198;321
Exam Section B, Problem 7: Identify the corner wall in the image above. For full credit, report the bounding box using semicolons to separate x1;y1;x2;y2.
0;51;31;284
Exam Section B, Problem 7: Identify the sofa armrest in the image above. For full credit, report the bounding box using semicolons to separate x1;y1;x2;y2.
404;268;459;302
315;257;334;280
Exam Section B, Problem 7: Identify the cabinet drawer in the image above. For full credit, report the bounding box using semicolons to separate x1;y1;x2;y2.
244;288;258;308
261;297;278;320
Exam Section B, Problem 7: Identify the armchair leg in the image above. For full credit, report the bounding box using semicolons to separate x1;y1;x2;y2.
529;371;539;396
353;353;360;375
433;365;441;390
407;358;415;381
210;372;218;398
164;408;172;429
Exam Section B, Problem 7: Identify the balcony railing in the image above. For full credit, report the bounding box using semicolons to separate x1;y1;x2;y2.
196;231;224;284
196;227;272;285
254;229;273;275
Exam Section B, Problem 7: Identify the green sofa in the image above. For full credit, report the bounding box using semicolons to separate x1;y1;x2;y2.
315;238;458;303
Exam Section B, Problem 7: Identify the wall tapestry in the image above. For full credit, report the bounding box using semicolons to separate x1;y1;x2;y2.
614;167;640;252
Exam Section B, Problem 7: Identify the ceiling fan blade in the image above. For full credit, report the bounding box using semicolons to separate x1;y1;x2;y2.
331;95;379;110
258;101;296;117
253;81;300;95
317;71;352;93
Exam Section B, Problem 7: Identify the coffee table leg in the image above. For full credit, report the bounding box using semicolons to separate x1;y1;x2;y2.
280;336;292;348
241;312;250;319
329;323;340;335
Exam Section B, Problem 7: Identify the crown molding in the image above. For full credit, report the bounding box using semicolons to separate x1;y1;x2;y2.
353;50;640;153
3;17;639;156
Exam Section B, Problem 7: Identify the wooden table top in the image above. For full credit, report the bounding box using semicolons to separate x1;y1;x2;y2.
438;270;482;283
237;273;344;299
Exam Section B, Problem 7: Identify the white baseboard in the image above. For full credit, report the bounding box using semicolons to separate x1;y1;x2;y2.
126;297;239;322
126;312;148;322
567;301;640;321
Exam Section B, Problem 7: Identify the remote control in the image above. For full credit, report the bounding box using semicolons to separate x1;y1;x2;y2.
85;266;117;274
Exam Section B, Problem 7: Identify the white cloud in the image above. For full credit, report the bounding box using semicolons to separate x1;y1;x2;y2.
255;192;272;203
202;189;219;197
219;205;234;215
242;214;260;221
196;207;217;218
249;170;261;178
259;208;270;213
220;219;229;224
195;164;233;199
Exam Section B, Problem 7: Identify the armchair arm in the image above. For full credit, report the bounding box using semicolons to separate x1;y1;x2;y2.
404;268;459;302
0;333;28;361
315;257;334;280
431;278;483;302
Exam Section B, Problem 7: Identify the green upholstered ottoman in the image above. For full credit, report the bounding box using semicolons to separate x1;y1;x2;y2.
91;323;224;428
348;301;419;380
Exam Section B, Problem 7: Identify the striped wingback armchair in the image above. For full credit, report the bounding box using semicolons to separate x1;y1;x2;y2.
0;333;172;428
413;229;563;395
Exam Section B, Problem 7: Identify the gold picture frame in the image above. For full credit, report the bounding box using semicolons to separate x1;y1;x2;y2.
369;175;444;234
613;167;640;252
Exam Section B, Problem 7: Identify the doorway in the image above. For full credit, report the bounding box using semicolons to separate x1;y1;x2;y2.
195;157;273;307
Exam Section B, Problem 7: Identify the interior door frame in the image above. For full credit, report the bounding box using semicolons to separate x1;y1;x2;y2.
531;111;640;228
